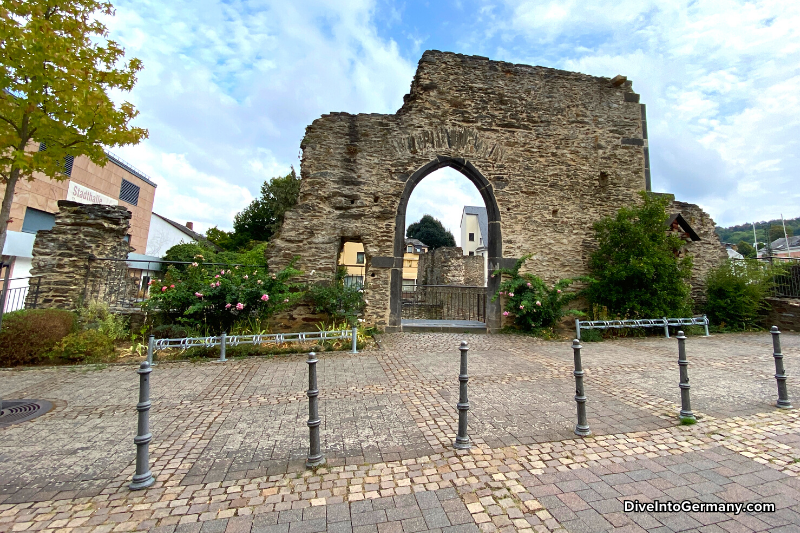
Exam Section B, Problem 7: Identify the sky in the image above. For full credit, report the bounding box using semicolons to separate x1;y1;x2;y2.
101;0;800;247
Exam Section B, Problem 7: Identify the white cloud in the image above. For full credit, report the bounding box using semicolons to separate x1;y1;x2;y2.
99;0;415;234
405;168;485;248
486;0;800;226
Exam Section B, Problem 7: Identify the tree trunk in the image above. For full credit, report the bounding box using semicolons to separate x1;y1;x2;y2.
0;169;20;258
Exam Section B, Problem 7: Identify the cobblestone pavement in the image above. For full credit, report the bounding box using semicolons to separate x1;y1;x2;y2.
1;332;799;532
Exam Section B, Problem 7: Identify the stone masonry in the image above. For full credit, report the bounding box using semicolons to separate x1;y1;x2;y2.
26;200;134;309
668;198;728;304
267;50;722;331
417;246;485;286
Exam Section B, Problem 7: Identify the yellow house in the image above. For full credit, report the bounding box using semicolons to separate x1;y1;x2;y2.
338;238;429;289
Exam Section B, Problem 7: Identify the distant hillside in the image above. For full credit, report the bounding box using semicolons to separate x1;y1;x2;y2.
716;216;800;244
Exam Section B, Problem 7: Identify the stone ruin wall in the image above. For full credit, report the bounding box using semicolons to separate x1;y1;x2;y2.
27;201;134;309
267;50;721;330
417;247;484;286
669;199;728;306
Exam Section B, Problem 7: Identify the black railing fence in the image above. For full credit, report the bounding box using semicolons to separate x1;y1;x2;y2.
732;257;800;299
402;284;487;322
2;276;42;312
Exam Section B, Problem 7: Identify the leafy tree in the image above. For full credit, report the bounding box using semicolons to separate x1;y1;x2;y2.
162;243;216;265
205;226;249;252
736;240;757;259
769;224;792;244
0;0;147;253
586;193;693;318
406;214;455;250
233;169;300;243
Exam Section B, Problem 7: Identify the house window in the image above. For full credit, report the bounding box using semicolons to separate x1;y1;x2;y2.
344;275;364;288
38;143;74;176
119;179;140;206
407;245;413;253
469;233;475;242
123;234;131;243
356;252;365;264
21;207;55;234
469;251;475;256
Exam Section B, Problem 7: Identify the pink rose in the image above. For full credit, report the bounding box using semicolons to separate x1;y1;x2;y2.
557;290;562;293
191;262;198;267
216;281;221;287
195;292;203;297
215;275;220;279
536;301;541;306
509;292;514;297
210;283;215;288
221;270;225;275
519;305;524;309
261;294;269;301
161;286;167;292
236;303;244;310
284;298;289;303
225;303;232;309
503;311;509;316
243;275;248;279
170;284;175;289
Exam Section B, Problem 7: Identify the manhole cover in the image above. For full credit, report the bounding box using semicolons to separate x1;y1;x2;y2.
0;400;53;428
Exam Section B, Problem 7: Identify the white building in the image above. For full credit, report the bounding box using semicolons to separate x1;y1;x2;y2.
146;213;210;257
460;206;488;285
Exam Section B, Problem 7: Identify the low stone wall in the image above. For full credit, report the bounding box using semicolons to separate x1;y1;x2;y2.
26;201;133;309
417;247;484;286
765;298;800;332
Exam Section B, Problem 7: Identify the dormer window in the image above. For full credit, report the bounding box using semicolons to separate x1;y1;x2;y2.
407;245;413;253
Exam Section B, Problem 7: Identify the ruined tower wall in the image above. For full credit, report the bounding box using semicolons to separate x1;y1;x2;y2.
267;50;649;330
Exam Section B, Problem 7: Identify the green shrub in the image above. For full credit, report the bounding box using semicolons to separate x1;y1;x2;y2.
580;329;604;342
76;300;128;340
704;259;780;331
0;309;77;367
49;330;115;363
307;267;365;325
150;323;190;339
142;256;303;334
492;255;587;333
586;192;693;318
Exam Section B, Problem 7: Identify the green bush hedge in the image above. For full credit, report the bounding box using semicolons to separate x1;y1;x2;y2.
0;309;78;367
48;329;115;363
704;259;780;330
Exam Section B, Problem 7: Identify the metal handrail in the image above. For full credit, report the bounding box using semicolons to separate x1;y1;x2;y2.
576;316;710;340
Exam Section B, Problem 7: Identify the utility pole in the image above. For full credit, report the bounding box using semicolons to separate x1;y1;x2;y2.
781;215;793;258
753;223;759;258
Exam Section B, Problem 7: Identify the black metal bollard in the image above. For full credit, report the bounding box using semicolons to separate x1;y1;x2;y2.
130;361;155;490
454;341;471;449
771;327;793;409
572;339;591;436
677;331;695;421
306;352;324;468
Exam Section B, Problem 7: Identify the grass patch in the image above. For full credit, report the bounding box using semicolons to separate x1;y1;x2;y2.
679;417;697;426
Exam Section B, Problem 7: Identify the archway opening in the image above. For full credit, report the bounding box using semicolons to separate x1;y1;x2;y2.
389;157;502;331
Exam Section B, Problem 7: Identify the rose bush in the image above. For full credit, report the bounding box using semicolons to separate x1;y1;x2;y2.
143;256;303;333
492;255;587;332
